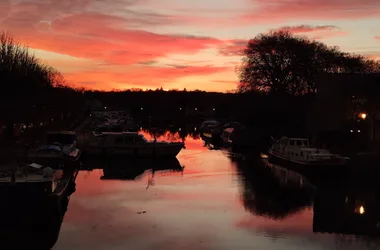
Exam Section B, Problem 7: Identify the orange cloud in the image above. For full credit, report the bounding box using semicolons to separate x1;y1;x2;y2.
64;65;229;90
375;36;380;41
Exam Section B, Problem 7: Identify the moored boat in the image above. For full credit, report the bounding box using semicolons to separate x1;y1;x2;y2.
23;131;81;167
0;163;77;249
0;163;75;213
83;132;184;158
268;137;349;168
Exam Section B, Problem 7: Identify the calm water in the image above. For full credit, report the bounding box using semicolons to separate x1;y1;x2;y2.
46;131;380;249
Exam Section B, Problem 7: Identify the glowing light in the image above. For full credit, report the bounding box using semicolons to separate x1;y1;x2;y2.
213;108;215;111
359;206;365;214
104;106;107;109
141;108;143;110
350;130;353;132
179;108;182;110
360;113;367;119
195;108;197;111
179;128;181;131
358;130;361;133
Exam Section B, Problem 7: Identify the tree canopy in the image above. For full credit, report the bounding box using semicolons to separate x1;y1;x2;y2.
237;31;380;95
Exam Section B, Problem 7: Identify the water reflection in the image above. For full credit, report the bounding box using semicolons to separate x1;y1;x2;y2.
84;158;184;182
233;152;380;246
236;157;315;220
5;125;380;249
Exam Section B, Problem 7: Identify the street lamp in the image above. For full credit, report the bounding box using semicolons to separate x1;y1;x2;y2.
359;112;367;120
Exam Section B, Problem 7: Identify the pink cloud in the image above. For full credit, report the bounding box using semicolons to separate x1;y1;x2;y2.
243;0;380;22
375;36;380;41
272;25;349;40
219;39;248;56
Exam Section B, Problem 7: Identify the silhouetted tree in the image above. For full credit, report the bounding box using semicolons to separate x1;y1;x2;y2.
0;31;85;142
237;31;380;95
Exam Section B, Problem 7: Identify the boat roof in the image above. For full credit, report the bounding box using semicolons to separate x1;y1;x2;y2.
47;131;76;135
100;132;142;136
282;137;309;140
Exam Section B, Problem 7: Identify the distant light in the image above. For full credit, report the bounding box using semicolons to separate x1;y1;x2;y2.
194;127;197;131
141;108;143;110
350;130;353;132
358;130;361;133
360;113;367;120
179;108;182;110
89;114;92;116
213;108;215;111
179;128;181;131
195;108;197;111
359;205;365;215
104;106;107;109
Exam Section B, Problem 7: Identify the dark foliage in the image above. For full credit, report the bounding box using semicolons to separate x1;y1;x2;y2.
237;31;380;95
0;32;85;142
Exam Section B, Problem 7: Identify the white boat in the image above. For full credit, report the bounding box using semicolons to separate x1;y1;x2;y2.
268;137;349;166
83;132;184;158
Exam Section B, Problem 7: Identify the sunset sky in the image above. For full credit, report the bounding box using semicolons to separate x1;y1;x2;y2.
1;0;379;92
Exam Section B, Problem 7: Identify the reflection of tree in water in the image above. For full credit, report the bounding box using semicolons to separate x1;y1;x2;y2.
237;158;315;220
142;126;201;142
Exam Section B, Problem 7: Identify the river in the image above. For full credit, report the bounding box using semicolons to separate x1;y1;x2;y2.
50;130;380;250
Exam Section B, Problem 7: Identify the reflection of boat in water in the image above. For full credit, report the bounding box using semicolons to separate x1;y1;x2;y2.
0;168;78;249
237;157;315;220
81;156;184;180
101;158;184;180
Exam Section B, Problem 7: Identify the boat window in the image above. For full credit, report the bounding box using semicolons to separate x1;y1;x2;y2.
114;136;124;145
125;136;134;145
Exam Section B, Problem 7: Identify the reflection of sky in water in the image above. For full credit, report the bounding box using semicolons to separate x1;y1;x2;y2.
55;136;379;250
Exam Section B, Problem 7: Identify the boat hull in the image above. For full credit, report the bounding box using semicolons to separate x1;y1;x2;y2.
84;143;183;158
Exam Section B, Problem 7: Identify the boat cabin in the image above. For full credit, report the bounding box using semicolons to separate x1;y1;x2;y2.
273;137;334;161
96;132;149;146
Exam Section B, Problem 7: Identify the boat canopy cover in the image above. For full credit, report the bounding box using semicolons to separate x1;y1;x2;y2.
37;145;62;152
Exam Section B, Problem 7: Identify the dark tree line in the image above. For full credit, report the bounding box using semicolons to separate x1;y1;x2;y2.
0;32;85;141
237;31;380;95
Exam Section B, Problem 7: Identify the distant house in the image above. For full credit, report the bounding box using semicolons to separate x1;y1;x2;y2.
309;73;380;148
